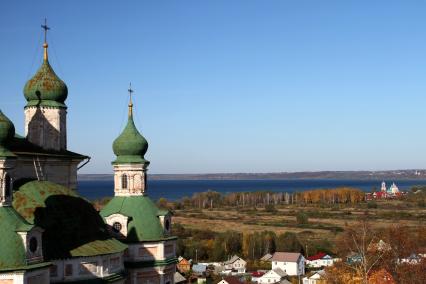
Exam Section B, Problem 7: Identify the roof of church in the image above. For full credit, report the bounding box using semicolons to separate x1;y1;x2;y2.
9;134;87;160
23;42;68;108
0;110;16;158
112;109;149;165
100;196;175;243
13;181;127;259
0;206;51;272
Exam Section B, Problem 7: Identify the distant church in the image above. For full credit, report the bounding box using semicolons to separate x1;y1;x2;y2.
0;22;176;284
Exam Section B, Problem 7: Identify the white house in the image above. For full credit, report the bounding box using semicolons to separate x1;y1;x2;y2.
306;253;334;268
224;255;247;273
271;252;305;276
258;268;287;284
217;276;244;284
302;270;326;284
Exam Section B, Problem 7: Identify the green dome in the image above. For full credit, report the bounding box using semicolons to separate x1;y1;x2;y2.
23;60;68;108
13;181;127;259
0;110;16;157
112;114;149;164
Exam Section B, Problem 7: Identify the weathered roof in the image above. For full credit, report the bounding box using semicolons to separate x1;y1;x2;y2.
192;264;207;273
13;180;127;259
272;268;287;277
174;272;186;283
307;252;329;261
224;255;243;265
23;58;68;108
0;206;42;271
222;276;243;284
0;110;16;158
271;252;302;263
100;196;175;243
10;135;87;160
260;253;273;261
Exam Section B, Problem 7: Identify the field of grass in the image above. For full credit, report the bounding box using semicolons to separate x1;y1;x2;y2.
173;201;426;241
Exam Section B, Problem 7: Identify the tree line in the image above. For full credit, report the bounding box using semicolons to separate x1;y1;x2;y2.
158;187;365;210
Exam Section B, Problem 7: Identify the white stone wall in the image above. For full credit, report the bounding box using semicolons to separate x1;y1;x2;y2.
113;164;148;196
25;106;67;152
128;264;175;284
124;240;176;263
49;252;124;282
12;156;82;190
0;267;49;284
0;159;15;206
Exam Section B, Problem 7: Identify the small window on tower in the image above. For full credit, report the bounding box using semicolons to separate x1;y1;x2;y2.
121;174;128;189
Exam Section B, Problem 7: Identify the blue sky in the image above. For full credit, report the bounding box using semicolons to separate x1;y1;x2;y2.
1;1;426;174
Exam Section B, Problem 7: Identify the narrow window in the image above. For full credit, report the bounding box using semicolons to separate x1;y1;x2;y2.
4;174;11;199
121;174;128;189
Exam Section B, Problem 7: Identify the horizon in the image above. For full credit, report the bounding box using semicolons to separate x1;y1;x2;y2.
2;1;426;174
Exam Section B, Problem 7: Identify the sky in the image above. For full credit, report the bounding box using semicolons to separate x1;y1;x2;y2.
1;1;426;174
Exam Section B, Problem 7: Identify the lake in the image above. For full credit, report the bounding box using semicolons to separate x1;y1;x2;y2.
77;179;426;201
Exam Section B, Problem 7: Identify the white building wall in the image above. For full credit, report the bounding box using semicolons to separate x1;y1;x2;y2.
49;253;124;283
272;261;304;276
12;157;82;190
25;106;67;152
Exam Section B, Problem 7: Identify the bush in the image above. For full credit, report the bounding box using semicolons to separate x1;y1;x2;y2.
367;201;378;209
265;204;277;213
296;211;309;224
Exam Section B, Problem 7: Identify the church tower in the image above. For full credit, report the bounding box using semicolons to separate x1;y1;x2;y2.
23;20;68;151
111;85;149;196
101;86;177;284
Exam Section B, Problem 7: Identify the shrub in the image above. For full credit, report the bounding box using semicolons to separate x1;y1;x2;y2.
296;211;309;224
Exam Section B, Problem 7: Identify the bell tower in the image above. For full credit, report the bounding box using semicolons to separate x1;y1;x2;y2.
23;19;68;151
112;84;150;196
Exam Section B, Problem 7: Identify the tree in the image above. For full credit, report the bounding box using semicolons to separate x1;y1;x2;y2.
335;220;385;284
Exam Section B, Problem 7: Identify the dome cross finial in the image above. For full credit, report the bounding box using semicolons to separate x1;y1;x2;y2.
128;83;134;117
41;18;50;61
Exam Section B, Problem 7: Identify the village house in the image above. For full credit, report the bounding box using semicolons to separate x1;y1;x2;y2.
302;270;326;284
217;276;244;284
271;252;305;276
306;253;334;268
257;268;287;284
177;256;191;273
260;253;273;262
223;255;247;273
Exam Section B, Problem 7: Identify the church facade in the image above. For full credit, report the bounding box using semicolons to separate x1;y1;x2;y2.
0;24;176;284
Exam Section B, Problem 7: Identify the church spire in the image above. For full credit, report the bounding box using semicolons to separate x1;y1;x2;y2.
128;83;134;117
41;18;50;61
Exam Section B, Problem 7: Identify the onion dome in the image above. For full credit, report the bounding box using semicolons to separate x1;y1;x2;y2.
112;93;149;164
0;110;16;157
23;41;68;108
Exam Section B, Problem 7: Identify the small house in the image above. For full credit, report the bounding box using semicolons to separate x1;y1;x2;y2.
271;252;305;276
224;255;247;273
258;268;287;284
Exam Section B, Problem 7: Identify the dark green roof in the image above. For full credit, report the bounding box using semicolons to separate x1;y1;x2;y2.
112;114;149;164
0;206;36;271
9;134;87;160
0;110;16;158
13;181;126;259
100;196;175;243
23;60;67;108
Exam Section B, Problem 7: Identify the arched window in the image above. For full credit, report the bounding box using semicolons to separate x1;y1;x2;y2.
121;174;128;189
4;174;11;199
